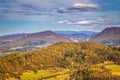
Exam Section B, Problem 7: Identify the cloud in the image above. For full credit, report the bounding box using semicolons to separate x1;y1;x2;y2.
57;17;120;26
75;20;93;24
57;20;94;25
0;1;100;17
73;3;100;9
58;20;73;24
0;0;119;29
58;20;69;24
57;3;100;13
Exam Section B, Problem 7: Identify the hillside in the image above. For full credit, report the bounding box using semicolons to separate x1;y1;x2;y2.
91;27;120;46
0;34;26;41
0;42;120;80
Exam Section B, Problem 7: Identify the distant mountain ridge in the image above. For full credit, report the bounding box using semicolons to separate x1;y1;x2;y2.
2;27;120;55
55;31;97;36
0;33;26;41
0;31;97;42
91;27;120;46
55;31;97;41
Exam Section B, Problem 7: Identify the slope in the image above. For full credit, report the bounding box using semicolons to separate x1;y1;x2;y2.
91;27;120;46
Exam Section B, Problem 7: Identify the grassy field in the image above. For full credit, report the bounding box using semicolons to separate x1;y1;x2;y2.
21;68;70;80
6;68;70;80
96;61;120;76
105;64;120;76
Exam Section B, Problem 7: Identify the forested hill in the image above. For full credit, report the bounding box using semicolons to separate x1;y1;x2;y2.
0;42;120;80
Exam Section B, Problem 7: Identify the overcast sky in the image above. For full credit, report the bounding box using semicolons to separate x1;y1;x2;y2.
0;0;120;35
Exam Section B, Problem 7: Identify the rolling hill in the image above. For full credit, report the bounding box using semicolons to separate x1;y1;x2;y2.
0;42;120;80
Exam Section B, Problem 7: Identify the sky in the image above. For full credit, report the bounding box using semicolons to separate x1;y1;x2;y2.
0;0;120;35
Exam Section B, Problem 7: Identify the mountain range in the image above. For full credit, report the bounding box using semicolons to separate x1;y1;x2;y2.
0;27;120;55
0;30;96;54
